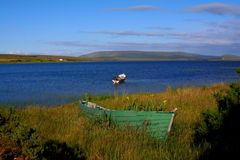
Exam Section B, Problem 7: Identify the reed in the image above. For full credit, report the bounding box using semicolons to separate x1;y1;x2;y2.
0;83;228;160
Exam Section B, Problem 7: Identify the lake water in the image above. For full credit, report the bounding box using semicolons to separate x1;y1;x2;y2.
0;61;240;106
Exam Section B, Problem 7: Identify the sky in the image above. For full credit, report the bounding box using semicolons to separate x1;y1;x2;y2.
1;0;240;56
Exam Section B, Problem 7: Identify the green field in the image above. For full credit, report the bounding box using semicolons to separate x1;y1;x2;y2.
0;54;89;64
1;83;234;160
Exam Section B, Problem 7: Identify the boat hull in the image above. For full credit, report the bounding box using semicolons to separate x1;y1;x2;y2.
80;101;175;141
112;78;125;84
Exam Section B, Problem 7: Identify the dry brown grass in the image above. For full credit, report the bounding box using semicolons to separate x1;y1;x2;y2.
2;83;228;160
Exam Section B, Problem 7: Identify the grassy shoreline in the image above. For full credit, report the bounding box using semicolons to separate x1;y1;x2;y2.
1;54;240;64
0;83;229;159
0;54;90;64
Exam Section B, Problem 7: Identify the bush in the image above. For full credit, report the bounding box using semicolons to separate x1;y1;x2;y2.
0;108;43;159
194;81;240;160
14;126;43;159
0;107;86;160
42;140;85;160
0;113;6;125
236;67;240;75
194;109;222;144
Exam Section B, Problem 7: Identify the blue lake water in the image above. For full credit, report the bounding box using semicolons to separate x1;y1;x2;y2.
0;61;240;106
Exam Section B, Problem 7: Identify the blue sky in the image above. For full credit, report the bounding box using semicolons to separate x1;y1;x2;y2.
1;0;240;56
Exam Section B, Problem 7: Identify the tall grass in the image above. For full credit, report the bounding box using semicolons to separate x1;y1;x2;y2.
0;83;228;159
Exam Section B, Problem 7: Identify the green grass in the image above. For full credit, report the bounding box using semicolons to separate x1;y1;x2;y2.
0;83;229;159
0;54;89;64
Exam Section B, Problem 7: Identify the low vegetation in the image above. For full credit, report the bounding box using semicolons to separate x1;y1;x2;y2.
0;54;89;64
1;82;236;160
194;68;240;160
1;52;240;64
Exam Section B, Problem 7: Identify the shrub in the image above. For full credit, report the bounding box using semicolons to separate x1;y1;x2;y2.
194;109;222;144
236;67;240;75
194;81;240;160
42;140;85;160
0;107;86;160
0;108;43;159
0;113;6;125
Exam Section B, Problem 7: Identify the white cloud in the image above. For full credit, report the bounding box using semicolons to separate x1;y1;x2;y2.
188;3;240;16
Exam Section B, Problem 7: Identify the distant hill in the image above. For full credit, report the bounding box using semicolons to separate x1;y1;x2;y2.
80;51;221;61
221;55;240;61
1;52;240;64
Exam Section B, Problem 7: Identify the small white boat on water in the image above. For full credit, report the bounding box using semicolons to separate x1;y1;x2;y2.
112;73;126;84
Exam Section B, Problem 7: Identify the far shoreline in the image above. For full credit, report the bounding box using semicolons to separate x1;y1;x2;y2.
1;59;240;65
1;53;240;64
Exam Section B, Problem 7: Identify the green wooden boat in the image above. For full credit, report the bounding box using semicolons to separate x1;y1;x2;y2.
80;100;177;141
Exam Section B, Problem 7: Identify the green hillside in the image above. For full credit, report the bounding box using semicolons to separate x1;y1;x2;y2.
80;51;221;61
1;52;240;64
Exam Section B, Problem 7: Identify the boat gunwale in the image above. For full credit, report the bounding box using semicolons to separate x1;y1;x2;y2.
80;100;176;114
